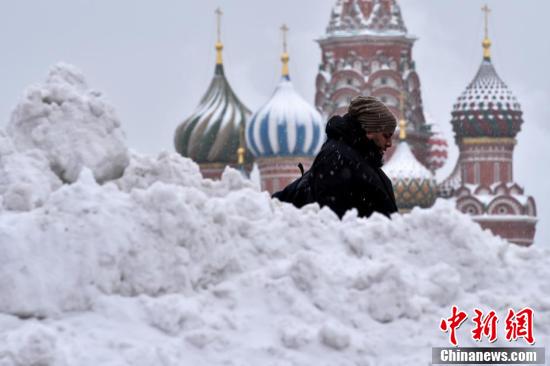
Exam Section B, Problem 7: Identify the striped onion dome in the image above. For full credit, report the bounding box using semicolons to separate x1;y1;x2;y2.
451;36;523;139
174;47;252;165
384;121;437;210
246;39;324;158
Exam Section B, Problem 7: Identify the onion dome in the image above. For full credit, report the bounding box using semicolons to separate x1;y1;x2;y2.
246;25;324;158
451;13;523;140
174;9;252;166
425;114;448;172
384;103;437;211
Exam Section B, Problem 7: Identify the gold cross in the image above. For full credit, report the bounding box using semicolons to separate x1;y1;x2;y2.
281;24;289;53
481;4;491;39
215;7;223;42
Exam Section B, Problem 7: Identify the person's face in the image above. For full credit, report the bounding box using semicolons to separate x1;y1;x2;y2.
366;131;394;152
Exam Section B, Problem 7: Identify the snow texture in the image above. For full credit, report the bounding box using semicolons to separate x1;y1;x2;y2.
0;129;62;211
0;157;548;365
7;63;129;184
0;65;548;366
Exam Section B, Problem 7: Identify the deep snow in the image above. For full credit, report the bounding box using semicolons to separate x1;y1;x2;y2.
0;65;548;366
7;63;129;185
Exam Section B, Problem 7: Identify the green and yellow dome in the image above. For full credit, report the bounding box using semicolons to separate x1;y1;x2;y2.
384;113;437;212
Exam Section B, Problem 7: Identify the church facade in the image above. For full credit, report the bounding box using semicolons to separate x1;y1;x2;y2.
439;7;537;246
174;1;537;246
314;0;446;174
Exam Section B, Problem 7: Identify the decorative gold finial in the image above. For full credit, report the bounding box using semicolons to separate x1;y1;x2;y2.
280;24;290;77
399;92;407;140
237;146;245;165
215;7;224;65
237;122;246;165
481;4;492;60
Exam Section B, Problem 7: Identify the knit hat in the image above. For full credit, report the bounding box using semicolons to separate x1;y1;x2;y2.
348;96;397;134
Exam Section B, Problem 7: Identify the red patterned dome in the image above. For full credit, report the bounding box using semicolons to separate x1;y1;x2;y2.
451;55;523;140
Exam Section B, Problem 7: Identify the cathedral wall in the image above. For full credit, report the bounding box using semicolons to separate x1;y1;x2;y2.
257;157;314;195
475;218;537;246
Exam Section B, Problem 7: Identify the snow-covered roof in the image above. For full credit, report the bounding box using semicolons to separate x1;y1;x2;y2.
453;59;521;113
324;0;408;38
383;140;433;181
470;193;493;206
318;70;332;83
246;76;324;157
473;214;538;224
471;191;529;206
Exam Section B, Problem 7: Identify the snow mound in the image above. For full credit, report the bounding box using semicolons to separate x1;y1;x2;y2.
0;64;547;364
0;129;15;155
7;63;129;184
0;155;548;365
0;130;62;211
116;150;203;192
116;150;259;196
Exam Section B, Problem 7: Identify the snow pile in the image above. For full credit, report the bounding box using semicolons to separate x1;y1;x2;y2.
115;150;204;192
0;155;548;365
7;63;129;184
0;65;548;365
0;130;62;211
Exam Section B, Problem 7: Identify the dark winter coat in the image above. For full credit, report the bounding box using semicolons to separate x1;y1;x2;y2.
273;114;398;219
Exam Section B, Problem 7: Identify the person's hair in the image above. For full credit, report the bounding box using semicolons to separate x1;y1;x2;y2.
348;96;397;134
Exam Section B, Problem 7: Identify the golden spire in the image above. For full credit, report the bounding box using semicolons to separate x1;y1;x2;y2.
215;7;224;65
237;122;246;165
399;92;407;140
237;146;245;165
481;4;492;60
280;24;290;77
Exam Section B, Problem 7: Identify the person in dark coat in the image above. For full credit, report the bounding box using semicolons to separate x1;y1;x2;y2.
273;96;398;218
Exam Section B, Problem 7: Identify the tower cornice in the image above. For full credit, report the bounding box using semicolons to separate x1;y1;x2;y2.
461;137;516;146
317;33;416;46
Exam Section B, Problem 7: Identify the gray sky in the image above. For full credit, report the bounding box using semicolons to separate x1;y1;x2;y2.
1;0;548;247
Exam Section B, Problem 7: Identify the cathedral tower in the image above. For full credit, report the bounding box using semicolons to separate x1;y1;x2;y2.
315;0;440;171
440;5;537;246
246;25;324;193
174;8;252;179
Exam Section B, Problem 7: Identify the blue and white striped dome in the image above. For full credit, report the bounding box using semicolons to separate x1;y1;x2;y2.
246;76;325;158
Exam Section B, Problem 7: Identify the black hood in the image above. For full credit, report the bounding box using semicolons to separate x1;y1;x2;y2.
325;114;384;167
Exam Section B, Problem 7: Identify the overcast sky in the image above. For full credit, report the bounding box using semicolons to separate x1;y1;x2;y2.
1;0;548;247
